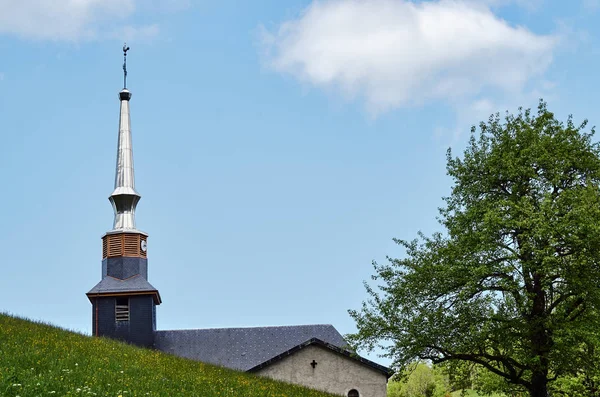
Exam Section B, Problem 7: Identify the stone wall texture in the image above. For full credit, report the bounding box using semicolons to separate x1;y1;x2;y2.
255;345;387;397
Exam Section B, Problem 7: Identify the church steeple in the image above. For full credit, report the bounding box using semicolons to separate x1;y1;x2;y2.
109;44;140;231
87;45;160;348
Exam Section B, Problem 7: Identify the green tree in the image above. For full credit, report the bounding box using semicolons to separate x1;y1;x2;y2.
388;362;450;397
549;338;600;396
439;361;527;396
349;102;600;397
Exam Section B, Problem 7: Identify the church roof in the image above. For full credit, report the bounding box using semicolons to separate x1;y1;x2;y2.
86;275;161;304
154;324;349;371
247;337;393;378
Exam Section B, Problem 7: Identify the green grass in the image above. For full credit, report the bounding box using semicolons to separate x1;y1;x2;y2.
0;313;338;397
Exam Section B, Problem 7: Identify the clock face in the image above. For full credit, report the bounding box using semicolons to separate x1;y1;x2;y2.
140;240;147;252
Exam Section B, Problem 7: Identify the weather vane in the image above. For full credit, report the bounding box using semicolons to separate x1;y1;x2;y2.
123;43;130;89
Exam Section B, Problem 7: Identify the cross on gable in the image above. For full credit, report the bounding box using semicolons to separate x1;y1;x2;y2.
310;359;318;369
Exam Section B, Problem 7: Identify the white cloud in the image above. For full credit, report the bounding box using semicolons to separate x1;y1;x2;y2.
0;0;159;41
583;0;600;11
477;0;543;11
260;0;558;114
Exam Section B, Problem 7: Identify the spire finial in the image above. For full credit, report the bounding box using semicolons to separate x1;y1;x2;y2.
123;43;130;89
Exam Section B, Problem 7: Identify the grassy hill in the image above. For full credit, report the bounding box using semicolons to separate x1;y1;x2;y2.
0;313;338;397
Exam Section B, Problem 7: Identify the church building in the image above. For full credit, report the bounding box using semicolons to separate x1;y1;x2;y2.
86;47;392;397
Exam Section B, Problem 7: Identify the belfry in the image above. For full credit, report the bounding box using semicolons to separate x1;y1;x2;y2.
86;45;161;347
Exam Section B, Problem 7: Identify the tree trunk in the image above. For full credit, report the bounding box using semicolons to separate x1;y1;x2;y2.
529;371;548;397
528;274;551;397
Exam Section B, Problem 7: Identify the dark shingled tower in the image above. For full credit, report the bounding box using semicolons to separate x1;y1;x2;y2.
87;45;161;347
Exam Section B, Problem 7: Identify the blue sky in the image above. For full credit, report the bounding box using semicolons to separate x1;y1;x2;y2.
0;0;599;366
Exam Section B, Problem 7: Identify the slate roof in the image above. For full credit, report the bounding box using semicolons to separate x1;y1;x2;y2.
154;324;349;371
86;275;161;304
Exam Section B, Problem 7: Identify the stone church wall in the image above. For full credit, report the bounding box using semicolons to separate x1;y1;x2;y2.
255;345;387;397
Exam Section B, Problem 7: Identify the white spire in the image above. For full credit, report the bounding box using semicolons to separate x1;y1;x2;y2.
108;46;141;231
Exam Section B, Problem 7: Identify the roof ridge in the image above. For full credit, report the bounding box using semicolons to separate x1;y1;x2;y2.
155;324;336;332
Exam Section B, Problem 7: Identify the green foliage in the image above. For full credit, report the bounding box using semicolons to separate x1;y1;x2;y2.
549;346;600;397
0;313;337;397
449;391;504;397
387;362;450;397
439;361;527;397
349;102;600;397
385;361;518;397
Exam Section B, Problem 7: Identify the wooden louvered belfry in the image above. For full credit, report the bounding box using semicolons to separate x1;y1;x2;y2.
102;232;147;259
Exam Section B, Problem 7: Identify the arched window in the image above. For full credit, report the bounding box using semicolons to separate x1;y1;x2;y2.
348;389;359;397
